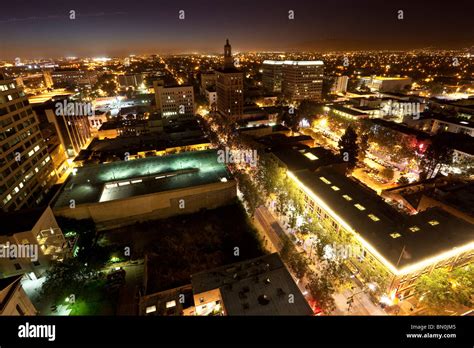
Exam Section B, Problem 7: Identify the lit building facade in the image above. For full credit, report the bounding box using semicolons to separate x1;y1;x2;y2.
262;60;324;101
0;275;37;315
215;39;244;118
284;165;473;303
154;82;195;122
0;74;56;211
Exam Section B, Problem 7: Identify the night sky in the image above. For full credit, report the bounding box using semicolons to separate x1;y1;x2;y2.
1;0;473;59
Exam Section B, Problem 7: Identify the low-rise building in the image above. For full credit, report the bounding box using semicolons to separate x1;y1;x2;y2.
140;253;313;316
287;166;473;302
0;206;68;279
52;149;236;229
0;275;37;315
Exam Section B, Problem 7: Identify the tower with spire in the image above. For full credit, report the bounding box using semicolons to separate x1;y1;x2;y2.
215;39;243;118
223;38;233;69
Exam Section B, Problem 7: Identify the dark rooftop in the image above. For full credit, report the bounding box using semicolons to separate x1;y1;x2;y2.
191;253;313;316
272;146;343;172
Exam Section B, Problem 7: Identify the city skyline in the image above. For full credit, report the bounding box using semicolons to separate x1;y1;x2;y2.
0;1;473;344
1;0;474;59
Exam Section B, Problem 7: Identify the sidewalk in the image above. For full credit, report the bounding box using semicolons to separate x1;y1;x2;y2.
261;204;387;316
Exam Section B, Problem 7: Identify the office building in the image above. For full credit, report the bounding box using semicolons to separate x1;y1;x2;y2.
332;76;349;93
215;39;244;118
0;73;56;211
262;60;284;93
118;73;146;89
200;71;216;94
262;60;324;101
360;76;412;92
190;253;313;316
154;81;195;122
282;60;324;101
33;98;92;158
51;69;98;87
285;164;473;302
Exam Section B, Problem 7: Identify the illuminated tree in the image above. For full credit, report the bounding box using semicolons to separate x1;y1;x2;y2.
306;274;336;313
420;133;454;179
338;126;359;170
415;265;474;314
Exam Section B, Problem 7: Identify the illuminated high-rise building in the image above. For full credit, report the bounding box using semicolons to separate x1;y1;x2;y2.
262;60;324;101
0;73;56;211
282;61;324;101
215;39;243;118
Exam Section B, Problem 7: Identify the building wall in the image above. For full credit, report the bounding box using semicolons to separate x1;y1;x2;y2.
332;76;349;93
262;62;283;93
0;78;56;211
45;108;92;157
200;73;216;94
193;288;223;315
0;281;37;315
431;119;473;137
289;171;474;300
154;84;195;121
282;64;324;101
0;206;67;279
216;72;243;118
53;181;237;230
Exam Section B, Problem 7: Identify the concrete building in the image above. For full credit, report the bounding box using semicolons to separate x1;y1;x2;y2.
33;98;92;158
282;61;324;101
215;39;244;118
15;71;53;94
190;253;313;316
0;206;67;279
262;60;284;93
262;60;324;101
52;149;236;229
153;81;195;122
205;86;217;110
140;253;313;316
0;73;56;211
51;69;98;87
332;76;349;93
0;275;37;315
360;76;412;93
118;73;146;89
200;71;216;95
287;165;473;302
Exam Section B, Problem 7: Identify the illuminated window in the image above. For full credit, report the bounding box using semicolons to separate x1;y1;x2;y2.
342;195;352;201
331;186;340;191
390;233;401;239
354;203;366;211
409;226;420;232
368;214;380;221
319;177;331;184
145;305;157;314
304;152;318;161
428;220;439;226
166;300;176;308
